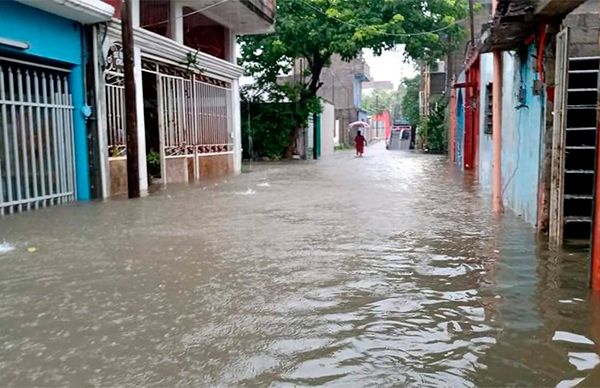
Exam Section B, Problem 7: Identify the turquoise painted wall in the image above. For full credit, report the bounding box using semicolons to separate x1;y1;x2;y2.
500;46;544;225
455;71;466;169
0;1;90;201
476;47;544;226
456;89;465;168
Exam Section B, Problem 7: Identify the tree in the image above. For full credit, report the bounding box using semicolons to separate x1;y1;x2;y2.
362;86;407;123
362;90;395;115
400;75;421;127
239;0;468;157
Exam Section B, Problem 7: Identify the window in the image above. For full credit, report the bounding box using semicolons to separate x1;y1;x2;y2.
484;82;493;135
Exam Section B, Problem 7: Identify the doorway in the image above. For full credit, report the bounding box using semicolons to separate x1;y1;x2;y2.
142;71;161;185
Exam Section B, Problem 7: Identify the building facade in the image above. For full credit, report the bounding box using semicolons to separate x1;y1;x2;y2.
448;0;600;287
0;0;114;215
316;55;371;147
97;0;275;197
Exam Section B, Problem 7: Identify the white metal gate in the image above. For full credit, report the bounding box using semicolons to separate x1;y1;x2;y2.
158;71;233;157
105;71;126;157
0;57;76;215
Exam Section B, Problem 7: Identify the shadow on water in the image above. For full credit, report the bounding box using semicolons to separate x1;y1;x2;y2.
0;142;599;386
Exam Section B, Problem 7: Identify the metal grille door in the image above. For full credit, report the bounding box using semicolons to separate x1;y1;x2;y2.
0;58;76;215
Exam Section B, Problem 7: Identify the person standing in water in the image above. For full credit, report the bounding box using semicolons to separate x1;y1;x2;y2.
354;130;367;157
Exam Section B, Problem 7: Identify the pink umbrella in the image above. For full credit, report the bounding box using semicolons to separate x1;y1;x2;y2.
349;121;370;128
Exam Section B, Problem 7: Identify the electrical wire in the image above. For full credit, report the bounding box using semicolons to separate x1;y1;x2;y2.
141;0;231;28
298;0;469;37
501;64;529;200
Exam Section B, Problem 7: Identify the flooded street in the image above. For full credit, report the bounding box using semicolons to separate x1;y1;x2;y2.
1;142;599;386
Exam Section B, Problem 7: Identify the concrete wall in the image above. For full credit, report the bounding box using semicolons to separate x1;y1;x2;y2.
565;0;600;57
476;46;545;226
500;46;545;225
479;53;495;192
0;1;90;200
320;102;335;158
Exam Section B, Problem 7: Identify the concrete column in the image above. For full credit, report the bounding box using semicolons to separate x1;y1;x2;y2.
70;63;91;201
134;47;148;193
492;50;503;213
232;78;242;173
170;1;183;44
491;0;503;213
226;29;237;63
93;26;110;199
131;0;140;27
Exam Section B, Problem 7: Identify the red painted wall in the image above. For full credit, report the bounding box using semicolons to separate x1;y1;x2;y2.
101;1;228;60
183;8;228;60
102;0;120;18
372;111;392;139
464;57;480;170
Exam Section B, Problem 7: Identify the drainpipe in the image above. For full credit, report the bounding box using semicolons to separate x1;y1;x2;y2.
593;0;600;291
492;0;503;213
591;124;600;290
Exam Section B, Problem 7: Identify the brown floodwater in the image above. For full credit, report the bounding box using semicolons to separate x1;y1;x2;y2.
1;143;599;386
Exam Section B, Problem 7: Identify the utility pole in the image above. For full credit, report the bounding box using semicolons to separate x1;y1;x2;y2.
469;0;475;46
121;0;140;198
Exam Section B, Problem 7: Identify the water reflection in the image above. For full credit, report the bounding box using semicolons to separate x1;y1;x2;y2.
0;143;598;386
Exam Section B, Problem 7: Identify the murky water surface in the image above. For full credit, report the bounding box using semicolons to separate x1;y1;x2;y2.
1;144;599;386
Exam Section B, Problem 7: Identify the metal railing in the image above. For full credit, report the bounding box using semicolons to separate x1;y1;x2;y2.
155;69;233;157
0;58;76;215
105;74;126;158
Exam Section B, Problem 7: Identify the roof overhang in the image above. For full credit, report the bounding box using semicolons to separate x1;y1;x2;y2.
16;0;115;24
535;0;587;18
182;0;275;35
480;0;588;53
107;20;244;80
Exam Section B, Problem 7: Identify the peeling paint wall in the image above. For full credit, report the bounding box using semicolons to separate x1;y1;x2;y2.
500;46;545;225
476;46;545;226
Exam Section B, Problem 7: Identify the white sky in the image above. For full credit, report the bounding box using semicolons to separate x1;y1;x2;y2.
363;45;418;90
239;44;418;89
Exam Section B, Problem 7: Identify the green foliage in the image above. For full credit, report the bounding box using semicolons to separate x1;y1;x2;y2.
419;99;448;152
182;50;206;74
362;85;407;122
146;150;161;179
400;76;421;127
241;101;310;159
238;0;467;155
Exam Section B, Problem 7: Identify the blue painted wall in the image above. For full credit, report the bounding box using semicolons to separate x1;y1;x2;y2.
455;71;466;169
353;78;362;109
476;47;544;226
0;1;90;200
456;90;465;168
500;46;544;225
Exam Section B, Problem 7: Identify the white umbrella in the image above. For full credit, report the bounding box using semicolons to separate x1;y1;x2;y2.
349;121;370;128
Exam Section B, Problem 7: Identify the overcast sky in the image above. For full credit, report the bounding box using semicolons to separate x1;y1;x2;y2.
363;45;418;89
239;44;419;89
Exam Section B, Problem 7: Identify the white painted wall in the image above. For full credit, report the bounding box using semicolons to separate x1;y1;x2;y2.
232;79;242;173
134;47;148;193
320;101;335;158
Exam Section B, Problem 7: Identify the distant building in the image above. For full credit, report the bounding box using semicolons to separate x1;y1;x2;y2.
278;55;371;149
362;81;394;91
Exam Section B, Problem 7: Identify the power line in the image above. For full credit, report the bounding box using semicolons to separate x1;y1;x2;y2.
298;0;468;38
141;0;231;28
